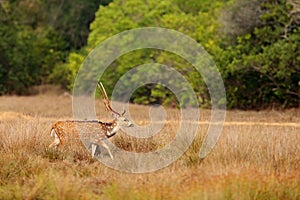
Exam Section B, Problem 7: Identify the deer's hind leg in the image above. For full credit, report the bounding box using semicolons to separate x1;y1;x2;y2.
48;129;61;149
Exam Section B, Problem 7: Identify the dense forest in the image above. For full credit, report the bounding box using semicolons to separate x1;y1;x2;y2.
0;0;299;109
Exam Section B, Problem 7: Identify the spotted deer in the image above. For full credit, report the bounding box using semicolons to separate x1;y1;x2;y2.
48;82;133;159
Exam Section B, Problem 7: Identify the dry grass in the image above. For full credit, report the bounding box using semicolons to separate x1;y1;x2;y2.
0;94;299;199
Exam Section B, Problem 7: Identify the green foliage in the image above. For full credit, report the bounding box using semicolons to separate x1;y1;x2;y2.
219;0;300;109
0;0;110;94
0;1;67;94
66;0;225;107
42;0;112;50
1;0;299;109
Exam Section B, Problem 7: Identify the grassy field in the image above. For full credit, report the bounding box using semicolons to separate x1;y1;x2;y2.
0;94;299;200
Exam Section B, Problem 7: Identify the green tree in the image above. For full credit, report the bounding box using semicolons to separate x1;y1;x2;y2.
220;0;300;109
65;0;226;107
42;0;112;50
0;0;67;94
0;0;111;93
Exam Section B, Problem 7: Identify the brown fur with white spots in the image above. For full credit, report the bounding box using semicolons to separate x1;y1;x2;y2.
48;113;133;159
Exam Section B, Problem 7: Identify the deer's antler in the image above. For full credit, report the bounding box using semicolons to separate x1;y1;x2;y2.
97;82;120;116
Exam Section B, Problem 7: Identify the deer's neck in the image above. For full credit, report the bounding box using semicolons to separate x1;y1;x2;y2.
105;120;120;137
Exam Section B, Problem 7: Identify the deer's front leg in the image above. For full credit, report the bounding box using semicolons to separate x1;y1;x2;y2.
90;140;114;160
99;140;114;160
91;143;98;158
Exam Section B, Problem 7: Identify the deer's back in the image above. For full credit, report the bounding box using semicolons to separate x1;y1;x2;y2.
52;120;109;145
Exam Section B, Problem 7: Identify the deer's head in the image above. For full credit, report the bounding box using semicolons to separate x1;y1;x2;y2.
98;82;134;128
113;110;134;127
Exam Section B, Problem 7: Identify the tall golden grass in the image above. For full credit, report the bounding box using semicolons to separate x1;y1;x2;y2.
0;95;299;199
